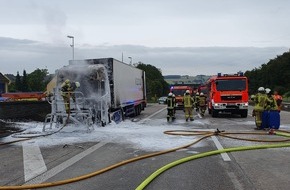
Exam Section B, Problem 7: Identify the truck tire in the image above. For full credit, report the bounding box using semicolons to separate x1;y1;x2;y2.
208;108;212;114
240;110;248;118
212;109;218;118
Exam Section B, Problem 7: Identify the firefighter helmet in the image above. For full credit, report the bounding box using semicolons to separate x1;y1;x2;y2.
185;90;190;94
265;88;271;94
200;92;204;96
75;82;80;88
196;92;199;96
258;87;265;92
168;92;173;97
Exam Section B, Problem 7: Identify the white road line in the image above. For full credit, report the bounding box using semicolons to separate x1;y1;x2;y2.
139;106;167;122
23;142;47;182
25;141;107;185
211;136;231;161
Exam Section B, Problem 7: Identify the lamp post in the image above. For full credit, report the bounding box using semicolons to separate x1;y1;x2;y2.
128;56;132;65
67;35;74;60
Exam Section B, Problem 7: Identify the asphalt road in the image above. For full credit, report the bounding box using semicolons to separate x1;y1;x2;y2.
1;104;290;190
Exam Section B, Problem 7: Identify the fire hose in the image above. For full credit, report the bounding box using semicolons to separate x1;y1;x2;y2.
1;129;290;189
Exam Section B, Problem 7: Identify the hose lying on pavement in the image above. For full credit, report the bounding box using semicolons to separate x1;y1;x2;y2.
135;142;290;190
1;129;290;189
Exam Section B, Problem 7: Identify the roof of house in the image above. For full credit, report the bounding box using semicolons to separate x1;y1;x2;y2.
0;73;11;83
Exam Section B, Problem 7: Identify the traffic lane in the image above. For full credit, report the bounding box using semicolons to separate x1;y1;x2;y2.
219;109;290;190
38;141;250;190
0;144;24;186
0;141;97;186
131;107;256;189
149;106;290;189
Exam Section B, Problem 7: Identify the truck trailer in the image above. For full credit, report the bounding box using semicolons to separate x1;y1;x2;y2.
44;58;146;129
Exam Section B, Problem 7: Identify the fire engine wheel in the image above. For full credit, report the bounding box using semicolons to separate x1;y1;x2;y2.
208;108;212;114
240;110;248;118
212;109;218;118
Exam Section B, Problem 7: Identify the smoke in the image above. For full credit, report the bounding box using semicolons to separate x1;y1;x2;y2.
41;5;68;44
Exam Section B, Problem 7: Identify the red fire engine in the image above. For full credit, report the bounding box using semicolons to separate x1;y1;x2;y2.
170;85;193;109
206;72;248;117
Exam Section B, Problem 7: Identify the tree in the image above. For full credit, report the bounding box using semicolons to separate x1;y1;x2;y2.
15;71;21;92
22;70;30;92
136;62;169;100
27;69;49;91
245;51;290;95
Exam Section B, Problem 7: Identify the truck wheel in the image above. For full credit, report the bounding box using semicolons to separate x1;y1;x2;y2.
212;109;218;118
208;108;212;114
241;110;248;118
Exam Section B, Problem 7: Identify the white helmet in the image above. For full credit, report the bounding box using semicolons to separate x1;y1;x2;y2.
200;92;204;96
75;82;80;88
185;90;190;94
168;92;173;96
172;94;175;97
196;92;199;95
258;87;265;92
265;88;271;94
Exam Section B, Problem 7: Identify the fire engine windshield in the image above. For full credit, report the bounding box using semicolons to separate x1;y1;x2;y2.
216;79;246;91
171;90;187;96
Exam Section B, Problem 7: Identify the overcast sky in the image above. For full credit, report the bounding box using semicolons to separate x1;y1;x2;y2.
0;0;290;76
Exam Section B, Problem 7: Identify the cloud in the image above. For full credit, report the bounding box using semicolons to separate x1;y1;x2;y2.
0;37;288;76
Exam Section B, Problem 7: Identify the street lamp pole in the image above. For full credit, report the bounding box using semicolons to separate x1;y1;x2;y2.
67;35;74;60
128;56;132;65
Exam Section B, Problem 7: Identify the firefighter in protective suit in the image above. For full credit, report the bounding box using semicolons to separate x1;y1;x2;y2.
199;92;207;117
183;90;194;121
252;87;267;130
166;92;175;122
61;79;80;113
194;92;200;112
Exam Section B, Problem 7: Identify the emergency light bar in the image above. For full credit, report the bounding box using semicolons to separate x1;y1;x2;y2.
217;72;244;77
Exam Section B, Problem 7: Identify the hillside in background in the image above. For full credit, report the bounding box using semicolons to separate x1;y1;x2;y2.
164;75;211;85
245;51;290;96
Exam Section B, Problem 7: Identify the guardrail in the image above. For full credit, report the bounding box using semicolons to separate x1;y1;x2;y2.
282;102;290;111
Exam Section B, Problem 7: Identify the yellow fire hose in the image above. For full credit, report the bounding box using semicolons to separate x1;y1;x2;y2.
135;142;290;190
0;129;290;189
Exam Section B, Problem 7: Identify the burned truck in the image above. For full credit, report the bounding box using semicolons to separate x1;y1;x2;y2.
43;58;146;130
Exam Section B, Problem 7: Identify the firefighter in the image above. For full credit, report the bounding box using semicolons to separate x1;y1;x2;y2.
172;93;176;115
166;92;175;122
183;90;194;121
264;88;279;132
273;90;283;112
199;92;207;117
194;92;200;112
60;79;80;113
253;87;267;130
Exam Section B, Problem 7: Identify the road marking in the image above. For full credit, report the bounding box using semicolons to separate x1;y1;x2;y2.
25;141;107;184
211;136;231;161
23;141;47;182
139;106;167;122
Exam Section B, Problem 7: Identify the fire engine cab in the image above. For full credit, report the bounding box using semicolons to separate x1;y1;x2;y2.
206;72;248;118
170;85;193;109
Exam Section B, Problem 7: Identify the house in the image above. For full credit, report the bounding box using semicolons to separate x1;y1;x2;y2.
0;73;11;94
